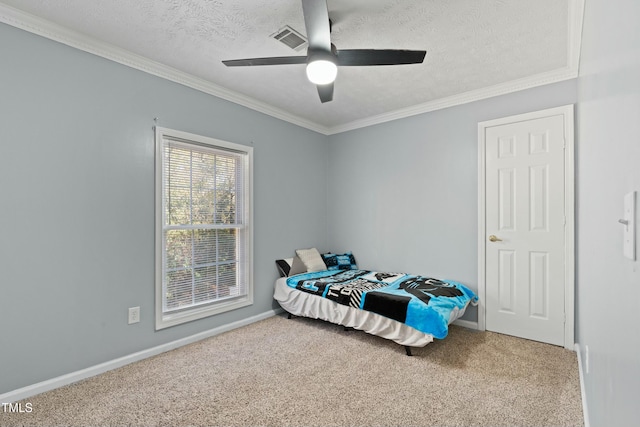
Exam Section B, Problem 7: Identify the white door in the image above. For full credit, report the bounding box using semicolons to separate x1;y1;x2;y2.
479;106;574;348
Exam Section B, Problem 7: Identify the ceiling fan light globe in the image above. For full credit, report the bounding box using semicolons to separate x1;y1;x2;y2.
306;60;337;85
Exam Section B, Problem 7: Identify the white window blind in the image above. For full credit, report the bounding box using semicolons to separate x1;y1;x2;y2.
155;128;252;329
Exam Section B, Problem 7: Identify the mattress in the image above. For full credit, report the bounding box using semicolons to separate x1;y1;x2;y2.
275;276;472;347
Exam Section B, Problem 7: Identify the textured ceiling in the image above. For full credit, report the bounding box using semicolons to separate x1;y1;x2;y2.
0;0;581;133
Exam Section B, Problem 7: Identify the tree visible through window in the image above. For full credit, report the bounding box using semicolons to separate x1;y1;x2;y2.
155;128;252;329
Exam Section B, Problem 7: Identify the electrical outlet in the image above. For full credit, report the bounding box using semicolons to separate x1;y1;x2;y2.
128;306;140;324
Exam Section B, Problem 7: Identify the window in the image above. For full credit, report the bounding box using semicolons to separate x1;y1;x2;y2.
155;127;253;329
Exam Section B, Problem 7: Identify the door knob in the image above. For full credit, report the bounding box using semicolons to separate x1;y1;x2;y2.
489;235;502;242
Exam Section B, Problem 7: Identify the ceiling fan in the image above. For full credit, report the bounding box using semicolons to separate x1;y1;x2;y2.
222;0;426;103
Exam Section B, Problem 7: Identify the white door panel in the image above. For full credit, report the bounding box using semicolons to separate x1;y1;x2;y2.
483;112;568;346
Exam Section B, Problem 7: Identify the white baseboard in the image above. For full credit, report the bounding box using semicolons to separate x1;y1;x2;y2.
452;319;478;330
574;343;590;427
0;308;284;404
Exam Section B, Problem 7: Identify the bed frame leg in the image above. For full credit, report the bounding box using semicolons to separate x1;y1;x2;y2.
404;346;413;356
287;312;293;319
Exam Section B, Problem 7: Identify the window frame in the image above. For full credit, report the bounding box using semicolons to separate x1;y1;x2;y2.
154;127;253;330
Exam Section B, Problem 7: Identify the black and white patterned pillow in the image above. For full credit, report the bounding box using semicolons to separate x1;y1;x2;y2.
321;252;358;271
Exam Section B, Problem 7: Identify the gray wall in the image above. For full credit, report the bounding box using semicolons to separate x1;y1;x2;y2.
327;79;578;322
0;23;328;394
5;4;640;425
575;0;640;425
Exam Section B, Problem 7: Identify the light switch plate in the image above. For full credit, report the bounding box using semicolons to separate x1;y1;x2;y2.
623;191;636;260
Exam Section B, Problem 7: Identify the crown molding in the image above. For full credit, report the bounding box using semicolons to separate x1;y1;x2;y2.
0;2;331;135
325;0;584;134
1;1;583;136
326;66;578;134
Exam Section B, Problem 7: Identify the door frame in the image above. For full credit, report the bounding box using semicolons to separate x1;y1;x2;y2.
477;105;575;349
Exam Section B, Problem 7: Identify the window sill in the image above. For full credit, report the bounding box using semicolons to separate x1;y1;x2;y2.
155;295;253;330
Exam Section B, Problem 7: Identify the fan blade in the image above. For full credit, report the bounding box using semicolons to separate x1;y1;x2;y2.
316;82;334;103
223;56;307;67
301;0;331;52
336;49;426;66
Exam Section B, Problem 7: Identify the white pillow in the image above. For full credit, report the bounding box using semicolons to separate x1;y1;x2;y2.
295;248;327;272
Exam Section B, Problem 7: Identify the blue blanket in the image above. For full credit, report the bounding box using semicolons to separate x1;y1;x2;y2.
286;269;477;339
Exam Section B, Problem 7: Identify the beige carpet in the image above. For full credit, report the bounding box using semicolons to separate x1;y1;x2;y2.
1;313;583;427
